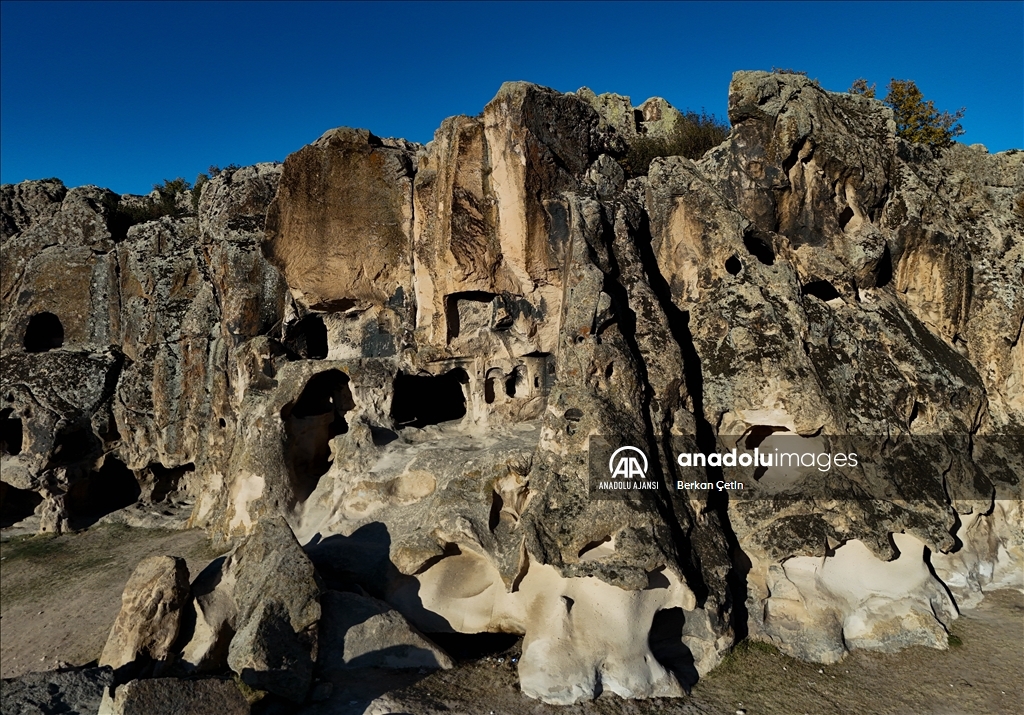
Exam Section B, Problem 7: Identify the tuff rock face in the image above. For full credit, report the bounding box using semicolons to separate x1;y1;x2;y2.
1;71;1022;705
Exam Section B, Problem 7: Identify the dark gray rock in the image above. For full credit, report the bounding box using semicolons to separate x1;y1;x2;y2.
0;666;113;715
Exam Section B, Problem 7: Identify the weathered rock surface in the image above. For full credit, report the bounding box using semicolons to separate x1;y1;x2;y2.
3;70;1022;705
101;677;249;715
0;666;114;715
99;556;191;676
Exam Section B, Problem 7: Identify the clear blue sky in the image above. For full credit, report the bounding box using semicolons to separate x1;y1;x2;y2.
2;1;1021;195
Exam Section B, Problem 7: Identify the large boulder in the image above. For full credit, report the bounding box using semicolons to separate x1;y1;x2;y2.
99;556;191;677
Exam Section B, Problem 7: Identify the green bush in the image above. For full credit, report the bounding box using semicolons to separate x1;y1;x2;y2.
619;109;730;178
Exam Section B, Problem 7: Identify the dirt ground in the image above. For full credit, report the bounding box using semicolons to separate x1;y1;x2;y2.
0;523;218;679
2;524;1021;715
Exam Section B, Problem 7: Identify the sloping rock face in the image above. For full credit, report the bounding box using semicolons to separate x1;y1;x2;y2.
2;72;1021;704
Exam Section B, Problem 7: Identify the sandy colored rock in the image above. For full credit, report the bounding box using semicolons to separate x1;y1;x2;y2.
99;556;190;675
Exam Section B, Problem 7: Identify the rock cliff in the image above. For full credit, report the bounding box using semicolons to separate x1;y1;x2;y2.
1;71;1021;705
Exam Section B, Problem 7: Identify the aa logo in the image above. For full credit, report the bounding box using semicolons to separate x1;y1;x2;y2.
608;446;648;479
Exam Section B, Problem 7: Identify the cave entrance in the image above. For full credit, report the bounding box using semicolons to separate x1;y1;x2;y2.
0;481;43;528
390;368;468;429
284;314;329;360
66;456;143;528
0;408;23;455
282;370;354;503
24;312;64;352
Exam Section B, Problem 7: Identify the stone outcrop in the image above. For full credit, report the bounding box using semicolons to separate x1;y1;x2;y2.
2;71;1021;705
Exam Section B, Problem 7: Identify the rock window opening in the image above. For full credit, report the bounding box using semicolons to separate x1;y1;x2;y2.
24;312;64;352
484;377;496;404
802;279;841;301
1;409;23;455
390;368;468;429
725;255;742;275
285;315;329;360
282;370;355;502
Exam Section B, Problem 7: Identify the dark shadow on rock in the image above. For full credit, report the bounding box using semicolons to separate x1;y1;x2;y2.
301;523;455;712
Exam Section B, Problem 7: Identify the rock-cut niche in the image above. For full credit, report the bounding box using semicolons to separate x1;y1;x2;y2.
23;312;64;352
281;369;354;503
390;368;469;429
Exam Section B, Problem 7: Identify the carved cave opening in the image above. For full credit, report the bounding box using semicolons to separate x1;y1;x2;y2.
725;255;742;275
391;369;468;429
802;279;841;301
743;231;775;266
1;408;23;455
505;366;524;398
24;312;64;353
0;481;43;528
285;314;329;360
283;370;355;503
66;456;143;527
648;607;699;690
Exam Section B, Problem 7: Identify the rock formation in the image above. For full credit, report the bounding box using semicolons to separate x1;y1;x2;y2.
1;71;1021;705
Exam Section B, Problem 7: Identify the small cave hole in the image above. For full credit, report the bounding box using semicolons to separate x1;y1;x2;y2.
370;425;398;446
0;481;43;528
284;315;328;360
743;232;775;266
390;368;468;429
24;312;64;353
1;409;24;456
801;279;841;301
838;206;855;230
725;255;742;275
489;489;504;532
564;408;584;422
874;244;893;288
484;377;496;405
282;370;354;502
562;595;575;614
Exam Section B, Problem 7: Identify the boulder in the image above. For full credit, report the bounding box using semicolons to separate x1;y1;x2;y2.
317;591;453;672
100;556;191;677
0;666;113;715
102;677;249;715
